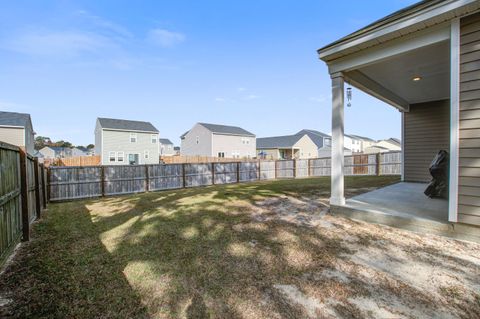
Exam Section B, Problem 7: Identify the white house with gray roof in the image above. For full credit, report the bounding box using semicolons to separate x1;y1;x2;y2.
95;117;160;165
257;133;318;160
159;138;175;156
0;111;35;155
180;123;256;158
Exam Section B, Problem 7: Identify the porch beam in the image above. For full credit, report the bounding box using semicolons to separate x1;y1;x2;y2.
328;24;450;74
344;70;410;112
449;18;460;223
330;73;345;206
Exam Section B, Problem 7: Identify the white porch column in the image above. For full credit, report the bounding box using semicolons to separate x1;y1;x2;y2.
330;73;345;206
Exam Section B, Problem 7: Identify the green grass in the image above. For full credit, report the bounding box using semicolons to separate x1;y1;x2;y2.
0;176;399;318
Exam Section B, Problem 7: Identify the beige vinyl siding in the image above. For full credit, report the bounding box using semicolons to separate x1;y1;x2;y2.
403;100;450;182
212;134;256;158
0;126;25;148
293;135;318;159
180;124;213;156
458;13;480;226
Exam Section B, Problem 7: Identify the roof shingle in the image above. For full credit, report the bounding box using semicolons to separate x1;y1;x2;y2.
98;117;158;133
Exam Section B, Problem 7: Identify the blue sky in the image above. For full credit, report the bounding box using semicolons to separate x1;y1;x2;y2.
0;0;417;146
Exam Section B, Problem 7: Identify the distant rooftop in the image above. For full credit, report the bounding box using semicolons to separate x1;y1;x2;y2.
181;122;255;138
346;134;375;142
159;138;173;145
0;111;32;128
257;134;304;149
98;117;158;133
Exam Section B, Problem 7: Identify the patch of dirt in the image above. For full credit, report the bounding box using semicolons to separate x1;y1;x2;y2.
253;195;480;319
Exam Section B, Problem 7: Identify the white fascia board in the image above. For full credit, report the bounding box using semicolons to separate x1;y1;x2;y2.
329;24;450;74
319;0;477;60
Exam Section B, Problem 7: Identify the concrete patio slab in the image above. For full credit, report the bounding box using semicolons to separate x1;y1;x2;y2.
331;182;480;243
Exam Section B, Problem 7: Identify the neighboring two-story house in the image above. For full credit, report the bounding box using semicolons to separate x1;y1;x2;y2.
39;146;73;159
345;134;376;153
159;138;175;156
257;133;318;160
95;117;160;165
0;111;35;155
295;129;334;157
180;123;256;158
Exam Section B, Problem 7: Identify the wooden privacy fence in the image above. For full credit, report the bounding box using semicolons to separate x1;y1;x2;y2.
0;142;47;266
44;155;101;167
161;155;254;164
48;151;401;202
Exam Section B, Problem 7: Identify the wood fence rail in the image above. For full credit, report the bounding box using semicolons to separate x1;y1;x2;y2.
0;142;47;266
48;151;401;202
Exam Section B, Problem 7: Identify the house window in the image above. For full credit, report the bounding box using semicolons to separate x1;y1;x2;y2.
109;151;116;162
241;137;250;145
144;150;149;159
151;135;157;144
196;136;199;144
130;133;137;143
117;151;124;162
218;152;225;158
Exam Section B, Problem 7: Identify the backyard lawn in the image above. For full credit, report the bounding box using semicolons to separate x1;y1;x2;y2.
1;176;479;318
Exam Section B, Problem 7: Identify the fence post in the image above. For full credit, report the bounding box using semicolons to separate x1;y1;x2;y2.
376;153;381;176
257;160;261;180
47;168;51;202
274;160;278;179
182;163;186;188
19;149;30;241
212;163;215;185
33;157;41;219
308;159;311;177
145;165;150;192
293;159;297;179
40;164;47;208
236;162;240;183
101;166;105;197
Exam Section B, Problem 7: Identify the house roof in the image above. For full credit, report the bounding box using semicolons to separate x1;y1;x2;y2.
295;129;330;148
0;111;32;128
318;0;442;54
345;134;375;142
181;123;255;138
384;138;401;146
199;123;255;137
317;0;480;62
97;117;158;133
257;134;304;149
159;138;173;145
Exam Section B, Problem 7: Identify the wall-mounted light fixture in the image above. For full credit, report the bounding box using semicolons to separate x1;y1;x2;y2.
412;76;422;82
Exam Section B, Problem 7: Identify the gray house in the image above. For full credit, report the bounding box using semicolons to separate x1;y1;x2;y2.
181;123;256;158
257;134;318;160
0;111;35;155
95;117;160;165
159;138;175;156
39;146;73;159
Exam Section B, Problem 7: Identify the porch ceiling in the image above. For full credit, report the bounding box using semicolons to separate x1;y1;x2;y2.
357;40;450;105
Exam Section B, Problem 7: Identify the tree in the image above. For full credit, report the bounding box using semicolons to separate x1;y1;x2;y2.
86;144;94;149
34;136;52;150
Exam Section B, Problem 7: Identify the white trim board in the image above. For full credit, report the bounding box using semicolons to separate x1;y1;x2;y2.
449;18;460;223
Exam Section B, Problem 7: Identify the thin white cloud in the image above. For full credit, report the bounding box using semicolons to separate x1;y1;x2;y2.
147;28;185;47
3;29;115;57
244;94;260;100
214;97;226;102
75;10;133;39
237;87;246;92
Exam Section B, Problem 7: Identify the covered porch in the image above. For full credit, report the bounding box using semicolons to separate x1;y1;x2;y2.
318;1;480;236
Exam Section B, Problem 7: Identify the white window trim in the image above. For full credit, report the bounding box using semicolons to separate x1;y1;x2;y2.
117;151;124;162
109;151;116;162
144;150;149;159
151;134;157;144
130;133;137;143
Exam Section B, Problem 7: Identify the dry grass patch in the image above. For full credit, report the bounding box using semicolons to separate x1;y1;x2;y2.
1;176;479;318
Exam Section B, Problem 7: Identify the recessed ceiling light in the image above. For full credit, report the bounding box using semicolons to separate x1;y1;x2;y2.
412;76;422;82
